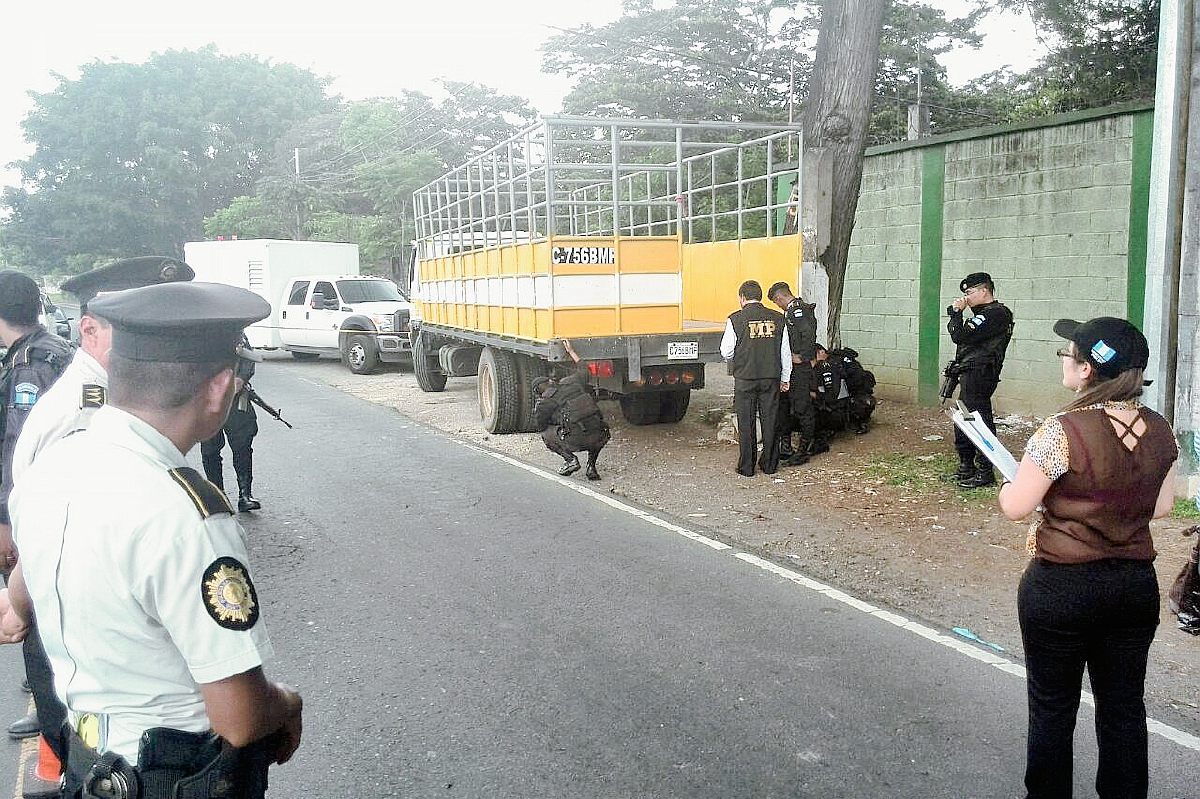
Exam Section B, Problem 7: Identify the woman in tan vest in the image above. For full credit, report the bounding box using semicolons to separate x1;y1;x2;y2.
998;317;1177;799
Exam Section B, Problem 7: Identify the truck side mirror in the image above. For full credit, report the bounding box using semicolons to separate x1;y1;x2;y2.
325;297;340;310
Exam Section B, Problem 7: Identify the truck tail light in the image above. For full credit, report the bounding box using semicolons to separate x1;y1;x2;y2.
664;369;680;384
587;360;615;378
681;368;697;385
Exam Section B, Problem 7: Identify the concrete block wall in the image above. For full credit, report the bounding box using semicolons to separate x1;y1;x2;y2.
842;149;925;404
842;104;1151;418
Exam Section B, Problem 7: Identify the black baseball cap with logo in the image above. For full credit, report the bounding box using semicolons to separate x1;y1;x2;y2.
1053;317;1149;379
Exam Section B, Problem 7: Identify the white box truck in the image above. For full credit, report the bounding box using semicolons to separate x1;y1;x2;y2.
184;239;413;373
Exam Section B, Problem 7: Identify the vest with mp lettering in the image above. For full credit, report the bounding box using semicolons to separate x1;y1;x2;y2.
728;302;784;381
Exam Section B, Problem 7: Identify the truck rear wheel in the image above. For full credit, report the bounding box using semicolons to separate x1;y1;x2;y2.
478;347;521;434
345;334;380;374
412;331;447;392
515;355;552;433
619;393;662;425
659;389;691;423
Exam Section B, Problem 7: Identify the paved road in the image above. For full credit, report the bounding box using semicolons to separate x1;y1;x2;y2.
2;358;1196;797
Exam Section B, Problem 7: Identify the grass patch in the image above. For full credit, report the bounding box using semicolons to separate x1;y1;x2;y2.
864;453;960;492
1170;497;1200;520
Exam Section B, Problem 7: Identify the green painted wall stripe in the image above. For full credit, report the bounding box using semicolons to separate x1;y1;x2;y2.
918;147;946;406
1126;111;1153;327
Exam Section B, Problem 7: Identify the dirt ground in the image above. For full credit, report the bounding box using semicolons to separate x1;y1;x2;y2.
292;356;1199;733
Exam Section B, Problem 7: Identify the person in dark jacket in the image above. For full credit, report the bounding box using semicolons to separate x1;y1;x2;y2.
202;337;262;512
532;365;610;481
767;281;817;466
0;271;72;743
944;272;1014;488
720;281;792;477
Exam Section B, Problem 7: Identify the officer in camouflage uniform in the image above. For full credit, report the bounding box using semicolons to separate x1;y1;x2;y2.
532;363;611;481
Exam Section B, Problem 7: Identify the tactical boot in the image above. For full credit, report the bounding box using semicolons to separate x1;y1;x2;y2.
941;461;974;483
585;464;600;481
558;456;581;476
778;435;795;459
238;493;262;512
958;468;996;489
782;451;809;467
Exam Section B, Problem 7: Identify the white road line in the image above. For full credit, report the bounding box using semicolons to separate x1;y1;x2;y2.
471;441;1200;754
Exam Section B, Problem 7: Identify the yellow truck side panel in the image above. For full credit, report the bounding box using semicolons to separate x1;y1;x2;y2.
681;234;804;324
419;234;799;340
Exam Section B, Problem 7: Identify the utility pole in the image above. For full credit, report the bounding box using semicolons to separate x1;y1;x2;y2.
294;148;302;241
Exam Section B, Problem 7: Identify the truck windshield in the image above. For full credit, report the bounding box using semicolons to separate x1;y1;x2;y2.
336;280;405;303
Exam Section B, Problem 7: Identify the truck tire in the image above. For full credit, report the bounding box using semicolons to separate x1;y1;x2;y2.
658;389;691;423
619;393;662;425
478;347;521;434
412;332;447;392
345;334;380;374
515;355;552;433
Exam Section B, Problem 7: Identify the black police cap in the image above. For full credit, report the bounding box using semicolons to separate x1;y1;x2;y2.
959;272;992;293
61;256;195;310
88;282;271;363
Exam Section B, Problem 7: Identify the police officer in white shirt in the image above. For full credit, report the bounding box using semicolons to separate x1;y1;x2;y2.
8;256;195;772
1;282;302;799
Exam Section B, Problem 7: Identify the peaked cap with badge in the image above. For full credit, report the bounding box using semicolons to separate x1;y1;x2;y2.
61;256;196;313
87;282;271;364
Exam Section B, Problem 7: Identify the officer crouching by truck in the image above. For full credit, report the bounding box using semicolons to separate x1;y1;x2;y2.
0;282;302;799
941;271;1014;488
532;340;611;481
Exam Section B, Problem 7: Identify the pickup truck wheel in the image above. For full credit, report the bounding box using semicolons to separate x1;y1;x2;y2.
345;334;380;374
290;352;320;361
478;347;521;434
658;389;691;423
619;393;662;425
412;332;447;392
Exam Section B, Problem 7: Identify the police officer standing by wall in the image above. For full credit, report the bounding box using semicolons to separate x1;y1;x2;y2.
0;271;72;743
944;272;1014;488
9;256;194;770
767;281;817;467
2;282;302;799
721;280;792;477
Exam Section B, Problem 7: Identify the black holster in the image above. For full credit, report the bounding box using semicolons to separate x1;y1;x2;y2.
68;725;278;799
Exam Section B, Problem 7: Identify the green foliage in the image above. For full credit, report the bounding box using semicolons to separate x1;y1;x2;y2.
1171;498;1200;520
544;0;816;121
3;47;335;274
864;453;960;492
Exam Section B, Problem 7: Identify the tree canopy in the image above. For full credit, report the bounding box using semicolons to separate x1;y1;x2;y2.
2;47;336;271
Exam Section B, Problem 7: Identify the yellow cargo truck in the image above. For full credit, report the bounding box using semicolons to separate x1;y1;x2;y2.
409;117;810;433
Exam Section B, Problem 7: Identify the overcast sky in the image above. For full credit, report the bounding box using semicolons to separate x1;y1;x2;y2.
0;0;1044;192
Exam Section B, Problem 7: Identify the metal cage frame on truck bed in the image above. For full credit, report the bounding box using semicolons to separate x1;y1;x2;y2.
412;116;806;258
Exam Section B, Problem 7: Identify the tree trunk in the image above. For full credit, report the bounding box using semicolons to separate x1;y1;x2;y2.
801;0;889;348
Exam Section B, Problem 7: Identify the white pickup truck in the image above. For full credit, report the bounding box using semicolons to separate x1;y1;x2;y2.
278;274;412;373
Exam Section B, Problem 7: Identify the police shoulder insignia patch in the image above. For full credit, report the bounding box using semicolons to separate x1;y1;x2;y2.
81;384;106;409
201;557;259;630
168;467;234;518
12;383;39;408
966;313;985;330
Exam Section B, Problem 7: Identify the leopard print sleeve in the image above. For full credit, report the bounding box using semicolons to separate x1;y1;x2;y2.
1024;415;1070;480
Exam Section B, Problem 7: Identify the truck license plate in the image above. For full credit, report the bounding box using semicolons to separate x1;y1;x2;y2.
667;341;698;360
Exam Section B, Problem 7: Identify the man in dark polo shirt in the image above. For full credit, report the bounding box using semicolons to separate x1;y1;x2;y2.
720;280;792;477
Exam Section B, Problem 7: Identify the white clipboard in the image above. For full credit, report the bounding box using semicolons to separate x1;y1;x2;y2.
947;400;1020;482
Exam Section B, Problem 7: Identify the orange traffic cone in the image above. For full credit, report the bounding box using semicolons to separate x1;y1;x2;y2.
34;735;61;782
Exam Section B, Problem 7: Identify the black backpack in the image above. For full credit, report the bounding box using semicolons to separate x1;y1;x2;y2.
832;348;875;397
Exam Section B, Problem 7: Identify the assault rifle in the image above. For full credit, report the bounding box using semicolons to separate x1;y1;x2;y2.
939;361;963;403
241;384;293;429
